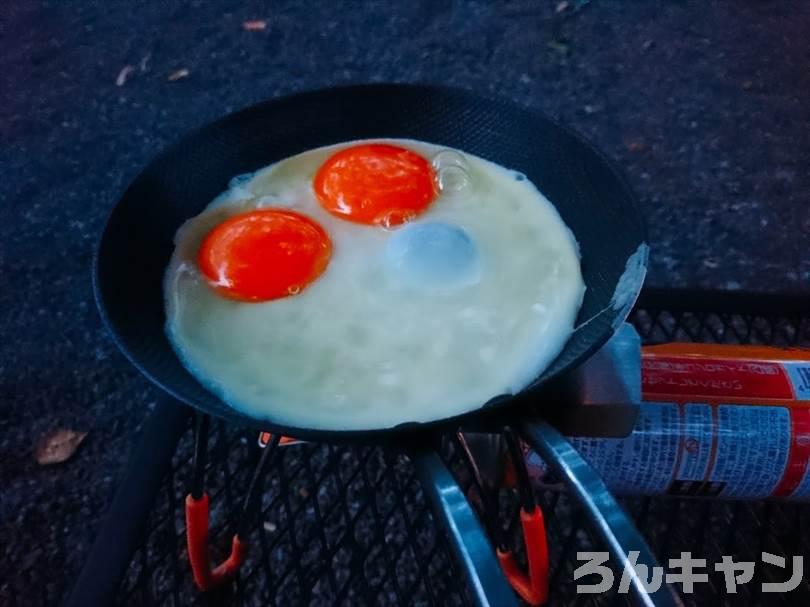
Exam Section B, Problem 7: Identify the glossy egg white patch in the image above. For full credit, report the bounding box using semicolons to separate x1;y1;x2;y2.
164;139;585;430
384;222;481;291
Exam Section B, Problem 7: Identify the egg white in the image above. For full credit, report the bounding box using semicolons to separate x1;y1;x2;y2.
164;139;585;430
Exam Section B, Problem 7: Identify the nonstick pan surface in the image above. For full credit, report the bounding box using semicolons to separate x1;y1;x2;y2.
94;84;647;441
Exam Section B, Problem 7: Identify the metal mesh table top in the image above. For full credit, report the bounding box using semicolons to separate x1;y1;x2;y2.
67;290;810;606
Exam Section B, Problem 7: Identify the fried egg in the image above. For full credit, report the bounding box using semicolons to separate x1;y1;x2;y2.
164;139;585;430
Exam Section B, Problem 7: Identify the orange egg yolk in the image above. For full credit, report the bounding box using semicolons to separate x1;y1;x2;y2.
313;143;437;227
198;209;332;302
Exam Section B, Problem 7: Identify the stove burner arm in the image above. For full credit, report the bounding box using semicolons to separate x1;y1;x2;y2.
520;420;681;607
410;447;519;607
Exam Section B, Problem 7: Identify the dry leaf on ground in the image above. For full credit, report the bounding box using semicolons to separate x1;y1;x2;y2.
116;65;135;86
35;429;88;465
168;68;190;82
242;20;267;31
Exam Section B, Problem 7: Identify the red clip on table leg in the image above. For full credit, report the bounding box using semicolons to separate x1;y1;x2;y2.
496;506;549;606
210;534;247;586
185;493;246;591
185;494;212;590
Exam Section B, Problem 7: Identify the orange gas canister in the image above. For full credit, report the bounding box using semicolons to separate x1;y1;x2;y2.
526;343;810;501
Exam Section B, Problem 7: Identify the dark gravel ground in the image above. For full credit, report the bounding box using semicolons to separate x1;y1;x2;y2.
1;1;809;604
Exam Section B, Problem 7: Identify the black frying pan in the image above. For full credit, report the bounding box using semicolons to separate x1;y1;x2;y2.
94;83;647;442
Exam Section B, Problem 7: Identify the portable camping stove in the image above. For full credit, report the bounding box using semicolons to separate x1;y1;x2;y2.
62;289;810;607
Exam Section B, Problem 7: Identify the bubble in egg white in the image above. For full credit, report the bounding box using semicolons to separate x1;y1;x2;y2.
375;210;418;230
437;165;472;195
431;149;467;170
433;149;473;196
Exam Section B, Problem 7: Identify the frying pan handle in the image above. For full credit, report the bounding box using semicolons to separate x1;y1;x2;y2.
519;420;681;607
408;447;518;607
